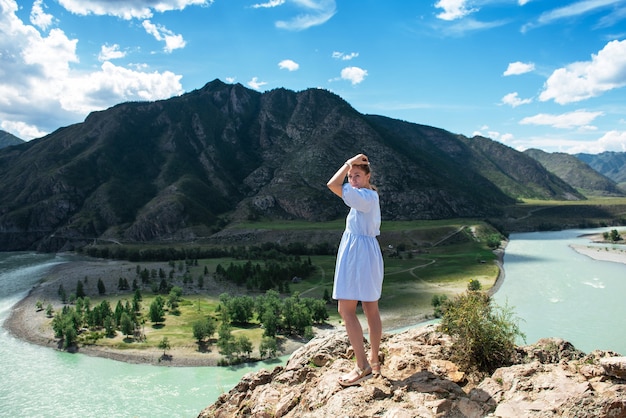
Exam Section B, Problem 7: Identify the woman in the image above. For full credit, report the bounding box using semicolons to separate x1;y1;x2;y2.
327;153;384;387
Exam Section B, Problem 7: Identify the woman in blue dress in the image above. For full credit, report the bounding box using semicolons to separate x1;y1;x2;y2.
327;153;384;386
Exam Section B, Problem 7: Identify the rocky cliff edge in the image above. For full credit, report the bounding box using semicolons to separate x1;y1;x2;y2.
199;324;626;418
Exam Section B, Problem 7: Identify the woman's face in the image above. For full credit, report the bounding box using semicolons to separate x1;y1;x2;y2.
347;165;370;189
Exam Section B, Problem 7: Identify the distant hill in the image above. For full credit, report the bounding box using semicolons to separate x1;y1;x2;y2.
576;151;626;189
525;148;625;197
0;79;588;252
0;130;24;149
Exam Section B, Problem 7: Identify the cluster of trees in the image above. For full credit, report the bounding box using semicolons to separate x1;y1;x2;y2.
81;241;337;262
603;229;623;242
51;289;144;348
211;290;328;364
215;257;315;292
219;290;328;338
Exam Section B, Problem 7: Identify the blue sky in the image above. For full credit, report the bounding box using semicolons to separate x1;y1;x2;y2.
1;0;626;154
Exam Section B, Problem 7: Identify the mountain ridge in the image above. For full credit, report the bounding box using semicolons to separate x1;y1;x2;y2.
0;79;606;252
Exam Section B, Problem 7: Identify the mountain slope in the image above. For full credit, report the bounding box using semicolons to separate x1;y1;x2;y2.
0;79;579;251
576;151;626;187
459;136;585;200
526;148;625;197
0;130;24;149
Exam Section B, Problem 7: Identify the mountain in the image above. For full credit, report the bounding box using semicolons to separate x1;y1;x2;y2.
0;130;24;149
0;80;583;252
525;148;625;197
576;151;626;189
458;136;585;200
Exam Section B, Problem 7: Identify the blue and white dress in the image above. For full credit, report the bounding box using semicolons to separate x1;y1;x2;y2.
332;183;384;302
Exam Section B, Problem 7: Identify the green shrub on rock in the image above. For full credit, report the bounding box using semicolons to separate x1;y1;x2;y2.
439;290;525;374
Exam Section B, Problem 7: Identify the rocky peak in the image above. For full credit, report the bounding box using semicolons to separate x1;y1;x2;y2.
199;325;626;418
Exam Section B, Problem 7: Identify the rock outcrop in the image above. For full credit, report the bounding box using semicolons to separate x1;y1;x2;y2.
199;325;626;418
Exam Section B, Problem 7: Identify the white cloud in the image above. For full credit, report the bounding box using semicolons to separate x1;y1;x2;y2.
539;39;626;104
434;0;477;21
518;0;531;5
520;110;604;129
503;61;535;76
247;77;268;90
434;16;508;37
564;130;626;153
278;59;299;71
30;0;54;30
275;0;337;30
471;127;514;143
56;0;210;20
0;1;184;140
60;62;183;114
332;51;359;61
0;120;48;140
252;0;286;8
142;20;186;53
500;133;515;142
595;130;626;151
522;0;622;32
99;44;126;61
340;67;368;85
501;92;532;107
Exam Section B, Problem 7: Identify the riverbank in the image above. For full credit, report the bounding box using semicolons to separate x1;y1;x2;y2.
3;258;309;367
4;244;507;367
570;232;626;265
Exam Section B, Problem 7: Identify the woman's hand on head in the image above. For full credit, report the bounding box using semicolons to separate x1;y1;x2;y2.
346;154;369;166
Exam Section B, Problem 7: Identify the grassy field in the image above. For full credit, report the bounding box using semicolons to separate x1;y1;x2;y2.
56;197;626;360
74;220;503;357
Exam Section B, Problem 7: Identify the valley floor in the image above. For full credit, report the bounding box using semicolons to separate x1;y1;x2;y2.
5;238;623;367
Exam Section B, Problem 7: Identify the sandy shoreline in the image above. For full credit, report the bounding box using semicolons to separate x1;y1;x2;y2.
3;258;309;367
570;244;626;265
568;231;626;265
1;238;545;368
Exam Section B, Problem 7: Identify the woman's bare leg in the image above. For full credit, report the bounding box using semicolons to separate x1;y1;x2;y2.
362;301;382;367
338;299;368;370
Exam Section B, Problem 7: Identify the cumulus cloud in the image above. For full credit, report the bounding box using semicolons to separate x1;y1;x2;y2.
278;59;299;71
98;44;126;61
595;130;626;151
340;67;368;85
504;61;535;76
539;39;626;104
60;62;183;114
142;20;186;53
247;77;268;90
56;0;210;20
434;0;477;21
564;130;626;153
332;51;359;61
30;0;54;30
472;126;513;142
274;0;336;30
520;110;604;129
501;92;532;107
0;0;184;140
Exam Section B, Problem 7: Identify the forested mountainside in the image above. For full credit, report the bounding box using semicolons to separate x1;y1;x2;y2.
525;148;625;196
0;79;585;251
